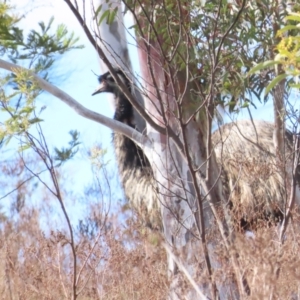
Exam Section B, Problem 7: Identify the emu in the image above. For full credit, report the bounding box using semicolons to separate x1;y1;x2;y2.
93;68;300;231
92;69;161;229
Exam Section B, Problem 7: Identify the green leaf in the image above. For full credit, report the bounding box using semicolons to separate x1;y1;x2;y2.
264;74;288;96
107;7;118;25
289;83;300;89
98;9;110;25
18;144;31;152
248;61;280;76
19;106;34;114
241;101;249;108
285;15;300;23
54;130;81;163
29;117;43;124
5;135;12;146
93;4;102;20
279;25;299;33
128;24;138;31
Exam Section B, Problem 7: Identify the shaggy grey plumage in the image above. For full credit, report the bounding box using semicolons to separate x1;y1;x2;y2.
92;69;160;229
212;119;300;229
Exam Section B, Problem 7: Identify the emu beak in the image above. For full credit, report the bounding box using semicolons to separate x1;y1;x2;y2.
91;82;106;96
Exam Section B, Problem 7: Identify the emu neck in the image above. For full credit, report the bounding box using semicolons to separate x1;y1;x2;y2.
112;92;147;170
113;93;134;127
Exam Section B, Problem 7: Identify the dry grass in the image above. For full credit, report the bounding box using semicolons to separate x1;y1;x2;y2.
207;211;300;300
5;210;300;299
0;207;168;300
0;153;168;300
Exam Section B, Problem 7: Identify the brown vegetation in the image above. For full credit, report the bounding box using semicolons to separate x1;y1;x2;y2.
0;149;168;300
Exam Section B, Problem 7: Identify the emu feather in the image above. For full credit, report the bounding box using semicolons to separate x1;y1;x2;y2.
212;120;300;227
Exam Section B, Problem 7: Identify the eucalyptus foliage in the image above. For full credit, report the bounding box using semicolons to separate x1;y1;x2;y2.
119;0;292;113
0;1;82;160
249;11;300;93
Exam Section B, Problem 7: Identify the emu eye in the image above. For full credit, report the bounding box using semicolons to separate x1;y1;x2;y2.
98;75;104;83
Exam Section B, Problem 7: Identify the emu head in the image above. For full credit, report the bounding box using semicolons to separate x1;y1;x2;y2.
92;68;135;123
92;68;131;97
